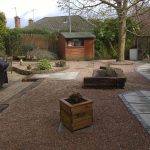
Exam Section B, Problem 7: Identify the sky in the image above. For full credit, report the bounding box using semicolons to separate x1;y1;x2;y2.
0;0;66;28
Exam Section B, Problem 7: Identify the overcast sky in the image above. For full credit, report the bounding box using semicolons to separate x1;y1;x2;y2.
0;0;66;28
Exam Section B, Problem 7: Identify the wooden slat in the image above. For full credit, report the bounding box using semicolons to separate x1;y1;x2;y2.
71;103;92;115
72;118;93;130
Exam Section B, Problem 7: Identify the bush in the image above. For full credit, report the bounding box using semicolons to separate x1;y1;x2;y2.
4;29;22;56
37;59;52;70
27;49;58;60
92;18;136;59
21;44;34;56
0;50;6;57
55;60;66;67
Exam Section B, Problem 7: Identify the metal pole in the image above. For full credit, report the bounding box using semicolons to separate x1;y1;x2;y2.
69;0;71;32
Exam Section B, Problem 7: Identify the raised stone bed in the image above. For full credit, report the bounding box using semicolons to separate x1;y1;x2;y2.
83;67;126;89
12;65;69;75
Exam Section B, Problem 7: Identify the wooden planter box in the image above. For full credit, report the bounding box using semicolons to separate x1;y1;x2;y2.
59;98;93;131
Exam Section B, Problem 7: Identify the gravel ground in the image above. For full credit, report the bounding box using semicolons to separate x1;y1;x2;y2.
0;60;150;150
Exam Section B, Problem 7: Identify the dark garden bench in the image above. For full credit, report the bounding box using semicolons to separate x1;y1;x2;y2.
0;60;9;87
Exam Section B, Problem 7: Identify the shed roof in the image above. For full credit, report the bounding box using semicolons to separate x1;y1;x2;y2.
61;32;95;38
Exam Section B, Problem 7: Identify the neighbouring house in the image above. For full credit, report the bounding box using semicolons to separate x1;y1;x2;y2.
58;32;95;60
25;15;94;32
22;15;95;60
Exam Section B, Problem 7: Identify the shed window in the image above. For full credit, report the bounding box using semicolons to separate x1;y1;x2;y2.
67;39;84;47
73;39;84;46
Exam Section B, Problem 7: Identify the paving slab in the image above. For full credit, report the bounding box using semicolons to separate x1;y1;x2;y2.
136;63;150;80
30;72;79;80
130;104;150;114
140;90;150;97
123;95;148;103
139;114;150;126
119;90;150;135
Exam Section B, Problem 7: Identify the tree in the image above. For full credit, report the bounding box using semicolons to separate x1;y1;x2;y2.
92;18;137;59
58;0;149;61
0;12;6;55
0;11;6;34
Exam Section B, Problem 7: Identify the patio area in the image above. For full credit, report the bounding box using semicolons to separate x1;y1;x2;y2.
0;60;150;149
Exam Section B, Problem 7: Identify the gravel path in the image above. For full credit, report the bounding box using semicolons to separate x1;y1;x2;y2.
0;60;150;150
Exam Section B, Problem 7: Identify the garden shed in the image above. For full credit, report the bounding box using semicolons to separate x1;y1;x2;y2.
58;32;95;60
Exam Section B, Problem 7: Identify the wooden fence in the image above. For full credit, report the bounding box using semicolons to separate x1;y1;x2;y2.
21;34;58;52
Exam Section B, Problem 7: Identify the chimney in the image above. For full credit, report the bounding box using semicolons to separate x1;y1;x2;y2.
14;16;20;28
28;19;33;26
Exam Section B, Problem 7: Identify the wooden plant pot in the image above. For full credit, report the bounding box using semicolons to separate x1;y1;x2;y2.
59;98;93;132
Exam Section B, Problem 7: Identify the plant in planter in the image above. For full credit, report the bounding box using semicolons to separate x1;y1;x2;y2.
66;92;86;104
59;93;93;132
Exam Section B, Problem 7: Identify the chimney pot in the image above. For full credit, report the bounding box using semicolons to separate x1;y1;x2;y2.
14;16;21;28
28;19;33;26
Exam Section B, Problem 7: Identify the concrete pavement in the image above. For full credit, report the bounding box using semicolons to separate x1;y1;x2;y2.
136;63;150;80
119;63;150;134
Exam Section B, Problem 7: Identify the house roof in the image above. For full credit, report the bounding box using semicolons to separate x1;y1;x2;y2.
60;32;95;38
25;15;94;33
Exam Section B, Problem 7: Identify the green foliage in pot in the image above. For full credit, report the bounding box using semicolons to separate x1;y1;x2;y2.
66;93;85;104
37;59;52;70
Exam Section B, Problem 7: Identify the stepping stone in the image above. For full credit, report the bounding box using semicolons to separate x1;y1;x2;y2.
31;72;79;80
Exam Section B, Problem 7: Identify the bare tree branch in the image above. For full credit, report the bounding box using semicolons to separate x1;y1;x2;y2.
127;0;146;10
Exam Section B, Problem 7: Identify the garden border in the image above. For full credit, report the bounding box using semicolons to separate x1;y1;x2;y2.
12;65;69;75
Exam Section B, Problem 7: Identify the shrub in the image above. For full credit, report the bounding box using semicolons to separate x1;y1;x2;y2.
37;59;52;70
27;49;58;60
92;18;136;59
21;44;34;56
55;60;66;67
4;29;22;56
0;50;6;57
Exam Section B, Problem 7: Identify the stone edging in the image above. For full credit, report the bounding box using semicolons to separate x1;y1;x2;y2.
12;65;69;75
111;61;134;65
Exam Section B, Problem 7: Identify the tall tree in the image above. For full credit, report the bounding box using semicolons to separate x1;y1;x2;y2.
0;12;6;53
58;0;149;61
0;11;6;34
